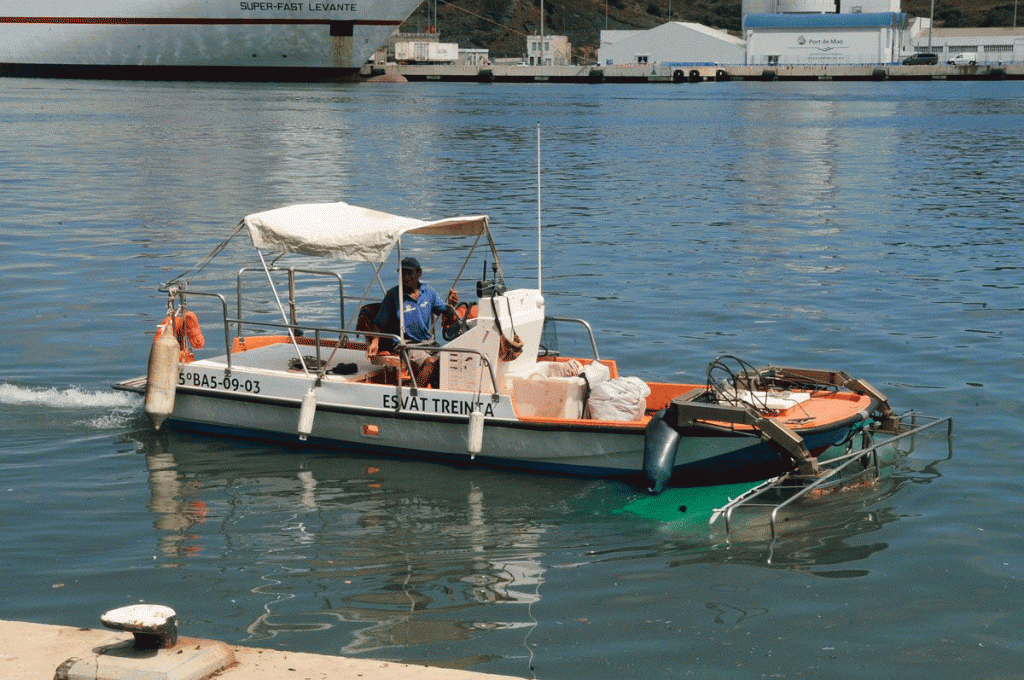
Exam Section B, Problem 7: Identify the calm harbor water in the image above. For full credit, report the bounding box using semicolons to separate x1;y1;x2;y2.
2;77;1023;679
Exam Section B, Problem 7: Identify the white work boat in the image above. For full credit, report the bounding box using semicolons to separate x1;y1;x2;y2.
115;201;903;493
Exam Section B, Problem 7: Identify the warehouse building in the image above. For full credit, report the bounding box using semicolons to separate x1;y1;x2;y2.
741;0;900;15
598;22;746;67
744;12;908;65
595;0;1024;69
905;19;1024;64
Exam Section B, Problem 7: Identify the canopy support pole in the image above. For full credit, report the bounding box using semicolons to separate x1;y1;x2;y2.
257;249;309;377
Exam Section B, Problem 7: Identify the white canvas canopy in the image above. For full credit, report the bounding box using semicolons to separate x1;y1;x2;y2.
244;202;489;263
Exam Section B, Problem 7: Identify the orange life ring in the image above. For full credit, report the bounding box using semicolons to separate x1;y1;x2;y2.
184;311;205;349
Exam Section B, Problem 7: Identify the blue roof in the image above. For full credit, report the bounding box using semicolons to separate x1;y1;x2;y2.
744;12;908;29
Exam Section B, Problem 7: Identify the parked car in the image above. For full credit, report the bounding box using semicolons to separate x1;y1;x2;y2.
948;52;978;66
902;53;938;65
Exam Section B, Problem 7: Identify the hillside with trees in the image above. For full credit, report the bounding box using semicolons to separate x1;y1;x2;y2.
399;0;1020;61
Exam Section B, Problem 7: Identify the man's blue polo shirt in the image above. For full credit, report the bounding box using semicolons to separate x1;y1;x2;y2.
374;283;446;342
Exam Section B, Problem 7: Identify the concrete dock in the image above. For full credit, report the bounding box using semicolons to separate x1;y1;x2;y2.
365;61;1024;83
0;619;523;680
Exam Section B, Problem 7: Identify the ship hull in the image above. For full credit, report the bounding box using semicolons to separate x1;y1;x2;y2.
0;2;421;81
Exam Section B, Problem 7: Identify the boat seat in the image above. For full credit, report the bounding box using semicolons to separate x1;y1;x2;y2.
358;301;399;354
359;365;416;387
356;303;380;332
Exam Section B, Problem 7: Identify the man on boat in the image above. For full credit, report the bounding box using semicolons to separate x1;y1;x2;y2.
365;257;460;387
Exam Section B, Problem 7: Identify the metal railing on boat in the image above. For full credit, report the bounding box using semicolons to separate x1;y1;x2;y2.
159;282;502;401
711;412;954;539
235;266;346;336
228;319;501;400
543;316;601;360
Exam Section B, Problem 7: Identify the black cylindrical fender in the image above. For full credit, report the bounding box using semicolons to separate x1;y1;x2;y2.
643;409;681;494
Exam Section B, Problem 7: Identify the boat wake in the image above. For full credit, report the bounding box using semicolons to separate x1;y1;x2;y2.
0;382;141;429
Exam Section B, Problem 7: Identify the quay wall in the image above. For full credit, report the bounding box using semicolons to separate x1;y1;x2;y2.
366;62;1024;83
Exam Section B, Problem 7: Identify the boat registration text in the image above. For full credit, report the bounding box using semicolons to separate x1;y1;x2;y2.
179;370;261;394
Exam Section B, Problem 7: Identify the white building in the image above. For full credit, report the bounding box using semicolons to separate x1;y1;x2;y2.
839;0;901;12
527;34;571;66
595;2;1022;69
394;41;459;63
905;19;1024;64
743;0;832;12
459;48;489;66
744;12;908;65
598;22;746;66
742;0;900;14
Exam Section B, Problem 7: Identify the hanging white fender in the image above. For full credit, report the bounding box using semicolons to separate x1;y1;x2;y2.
297;388;318;441
145;320;180;430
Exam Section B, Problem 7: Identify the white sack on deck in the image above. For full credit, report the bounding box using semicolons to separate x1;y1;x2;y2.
243;201;488;262
586;376;651;421
582;361;610;387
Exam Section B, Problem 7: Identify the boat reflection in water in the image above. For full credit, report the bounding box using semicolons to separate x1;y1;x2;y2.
135;431;554;661
129;416;953;667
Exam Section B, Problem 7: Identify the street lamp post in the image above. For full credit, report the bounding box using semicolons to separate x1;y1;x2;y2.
928;0;934;52
536;0;544;66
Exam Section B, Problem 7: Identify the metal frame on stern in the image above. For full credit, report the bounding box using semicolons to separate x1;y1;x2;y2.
711;412;954;538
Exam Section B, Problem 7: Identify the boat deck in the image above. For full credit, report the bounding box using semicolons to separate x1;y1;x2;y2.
208;339;382;382
113;337;386;395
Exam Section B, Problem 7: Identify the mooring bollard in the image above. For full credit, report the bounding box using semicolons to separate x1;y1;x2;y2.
100;604;178;649
56;604;235;680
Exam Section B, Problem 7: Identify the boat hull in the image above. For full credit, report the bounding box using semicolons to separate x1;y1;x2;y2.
118;366;860;485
